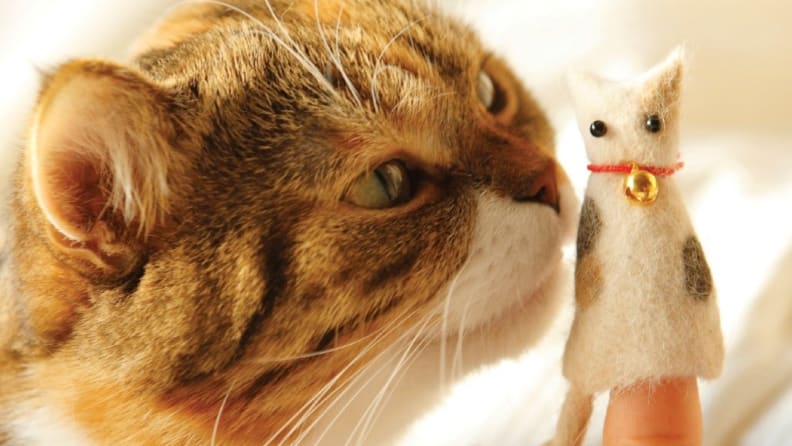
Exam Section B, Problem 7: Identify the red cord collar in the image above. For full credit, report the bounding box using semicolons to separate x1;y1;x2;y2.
587;161;684;177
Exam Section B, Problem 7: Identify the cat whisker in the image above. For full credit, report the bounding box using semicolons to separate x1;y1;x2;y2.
243;327;383;366
439;258;469;391
310;273;463;445
253;0;338;93
304;310;429;437
264;0;344;97
370;17;428;113
173;0;338;100
391;86;455;114
351;316;437;446
243;28;338;99
451;294;472;381
290;323;424;446
333;2;352;98
259;0;300;50
210;380;235;446
313;0;362;107
303;311;437;446
267;306;420;446
304;263;467;444
301;364;383;446
268;332;391;446
293;340;404;446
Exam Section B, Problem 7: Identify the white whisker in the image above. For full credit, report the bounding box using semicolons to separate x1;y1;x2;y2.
302;352;394;446
297;309;427;442
451;295;472;381
439;258;469;391
268;307;420;446
333;1;350;97
269;346;379;446
295;345;400;446
293;317;426;446
370;17;427;113
165;0;338;100
351;317;437;446
392;88;456;114
260;0;338;90
210;381;235;446
305;311;436;446
243;327;383;366
269;332;392;446
314;0;362;107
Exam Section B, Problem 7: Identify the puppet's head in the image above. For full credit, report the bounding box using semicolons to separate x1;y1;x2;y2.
567;48;685;167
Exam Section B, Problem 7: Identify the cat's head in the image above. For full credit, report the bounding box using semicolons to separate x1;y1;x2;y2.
8;0;574;441
568;49;685;167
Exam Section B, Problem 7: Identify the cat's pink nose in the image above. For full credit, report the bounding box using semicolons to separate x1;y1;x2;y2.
515;163;559;213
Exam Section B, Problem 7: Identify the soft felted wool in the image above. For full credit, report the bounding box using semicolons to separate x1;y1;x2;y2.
551;49;724;445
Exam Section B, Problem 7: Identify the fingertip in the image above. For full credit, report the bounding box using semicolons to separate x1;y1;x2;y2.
603;377;702;446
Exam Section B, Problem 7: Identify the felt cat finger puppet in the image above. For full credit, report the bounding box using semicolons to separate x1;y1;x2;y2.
551;49;725;445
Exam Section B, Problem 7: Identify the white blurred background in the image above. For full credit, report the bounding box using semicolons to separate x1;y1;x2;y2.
1;1;791;445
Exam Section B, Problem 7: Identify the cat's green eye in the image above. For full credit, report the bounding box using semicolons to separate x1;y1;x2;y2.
344;160;412;209
477;71;496;110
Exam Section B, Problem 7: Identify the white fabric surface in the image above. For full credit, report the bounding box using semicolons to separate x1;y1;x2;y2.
1;1;791;445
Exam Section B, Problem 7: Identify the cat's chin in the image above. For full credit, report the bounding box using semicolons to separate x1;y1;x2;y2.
429;184;576;342
450;254;571;364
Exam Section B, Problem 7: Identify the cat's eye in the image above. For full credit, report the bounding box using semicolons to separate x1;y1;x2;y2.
343;160;412;209
589;120;607;137
477;71;496;110
645;114;663;133
477;57;517;121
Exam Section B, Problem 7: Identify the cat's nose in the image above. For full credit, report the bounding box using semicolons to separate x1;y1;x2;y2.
514;163;560;213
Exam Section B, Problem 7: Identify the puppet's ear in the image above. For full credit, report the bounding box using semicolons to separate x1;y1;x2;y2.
30;60;186;277
641;47;686;104
566;69;600;102
566;69;607;108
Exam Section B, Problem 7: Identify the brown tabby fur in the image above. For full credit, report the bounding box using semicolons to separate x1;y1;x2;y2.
0;1;564;444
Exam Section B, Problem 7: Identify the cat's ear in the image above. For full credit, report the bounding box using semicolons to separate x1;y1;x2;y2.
29;60;187;277
641;47;685;104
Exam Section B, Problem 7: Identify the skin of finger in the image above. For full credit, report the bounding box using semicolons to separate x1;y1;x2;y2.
602;376;703;446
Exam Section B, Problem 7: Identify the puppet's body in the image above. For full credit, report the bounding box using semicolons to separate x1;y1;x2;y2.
551;50;724;445
565;174;722;395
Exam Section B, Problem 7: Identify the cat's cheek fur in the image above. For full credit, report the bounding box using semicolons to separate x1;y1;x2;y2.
307;186;577;445
8;403;94;446
437;186;576;334
418;184;577;370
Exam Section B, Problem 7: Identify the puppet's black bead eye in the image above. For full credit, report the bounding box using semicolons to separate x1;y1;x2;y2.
646;115;662;133
589;120;607;137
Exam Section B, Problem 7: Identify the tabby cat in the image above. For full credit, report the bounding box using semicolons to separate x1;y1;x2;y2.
0;1;575;444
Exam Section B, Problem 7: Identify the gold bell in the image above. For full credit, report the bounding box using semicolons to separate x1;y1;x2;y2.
624;163;658;205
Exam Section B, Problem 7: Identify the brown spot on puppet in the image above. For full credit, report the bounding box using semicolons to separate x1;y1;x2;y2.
683;236;714;300
550;49;724;445
575;197;601;261
574;197;603;310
